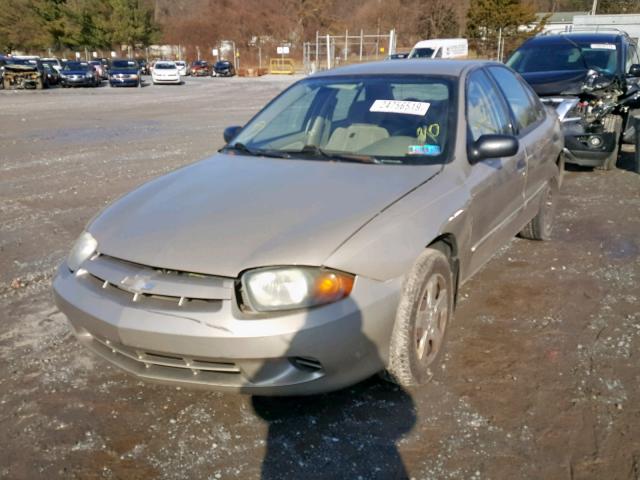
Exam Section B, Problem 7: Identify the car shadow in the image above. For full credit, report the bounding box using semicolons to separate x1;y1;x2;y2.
250;299;416;479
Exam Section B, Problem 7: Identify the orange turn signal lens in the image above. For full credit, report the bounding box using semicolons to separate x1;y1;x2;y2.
313;271;354;302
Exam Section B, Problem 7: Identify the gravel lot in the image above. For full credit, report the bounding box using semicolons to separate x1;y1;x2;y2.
1;75;639;480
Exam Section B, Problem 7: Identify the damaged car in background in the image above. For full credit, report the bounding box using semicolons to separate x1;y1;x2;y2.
53;60;563;395
2;56;48;89
508;31;640;170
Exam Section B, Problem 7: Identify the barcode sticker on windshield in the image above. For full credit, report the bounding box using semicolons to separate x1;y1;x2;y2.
370;100;430;116
590;43;616;50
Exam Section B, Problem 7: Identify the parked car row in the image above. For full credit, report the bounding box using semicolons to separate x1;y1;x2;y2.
175;59;236;77
1;54;238;90
0;56;148;89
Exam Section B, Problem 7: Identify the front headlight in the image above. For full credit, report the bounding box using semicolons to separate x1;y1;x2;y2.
85;72;93;78
67;231;98;272
130;74;138;80
241;267;354;313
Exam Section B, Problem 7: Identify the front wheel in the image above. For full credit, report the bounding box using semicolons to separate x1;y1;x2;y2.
386;248;454;386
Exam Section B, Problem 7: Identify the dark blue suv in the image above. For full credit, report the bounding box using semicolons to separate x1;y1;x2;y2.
507;32;640;169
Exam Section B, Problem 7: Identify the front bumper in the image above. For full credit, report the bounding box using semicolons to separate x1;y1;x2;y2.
153;76;181;84
61;77;95;87
52;258;401;395
109;77;139;86
562;121;617;166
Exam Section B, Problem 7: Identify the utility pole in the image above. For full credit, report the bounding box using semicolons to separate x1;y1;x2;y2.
591;0;598;15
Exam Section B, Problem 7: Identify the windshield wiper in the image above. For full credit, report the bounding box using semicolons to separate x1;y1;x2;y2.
293;145;382;164
222;143;291;159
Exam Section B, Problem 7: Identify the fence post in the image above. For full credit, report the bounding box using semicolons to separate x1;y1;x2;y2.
345;29;348;62
360;30;363;61
326;34;331;69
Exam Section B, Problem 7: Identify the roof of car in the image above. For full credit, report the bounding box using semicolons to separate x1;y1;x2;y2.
314;59;501;78
526;33;624;44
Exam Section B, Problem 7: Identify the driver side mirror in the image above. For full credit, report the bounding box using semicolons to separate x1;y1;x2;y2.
628;64;640;77
468;135;519;163
223;125;242;143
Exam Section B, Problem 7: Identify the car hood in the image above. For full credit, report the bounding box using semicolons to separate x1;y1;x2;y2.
521;69;590;96
89;153;441;277
5;64;39;72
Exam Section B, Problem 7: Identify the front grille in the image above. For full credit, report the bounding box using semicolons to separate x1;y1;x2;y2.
77;253;233;309
90;333;241;376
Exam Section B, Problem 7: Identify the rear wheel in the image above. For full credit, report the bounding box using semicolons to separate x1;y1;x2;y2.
519;180;557;241
35;78;43;90
3;78;10;89
386;248;453;386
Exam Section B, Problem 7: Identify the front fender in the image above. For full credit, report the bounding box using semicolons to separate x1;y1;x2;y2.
323;166;472;281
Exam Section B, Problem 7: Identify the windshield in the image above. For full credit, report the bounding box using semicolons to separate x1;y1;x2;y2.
228;75;454;165
112;60;136;68
8;59;37;66
155;63;176;69
409;48;435;59
193;61;208;66
507;41;618;74
63;62;86;70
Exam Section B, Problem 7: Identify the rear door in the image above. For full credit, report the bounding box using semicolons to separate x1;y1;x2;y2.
464;68;527;274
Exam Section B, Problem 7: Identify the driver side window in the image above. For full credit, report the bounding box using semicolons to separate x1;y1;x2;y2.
466;70;512;143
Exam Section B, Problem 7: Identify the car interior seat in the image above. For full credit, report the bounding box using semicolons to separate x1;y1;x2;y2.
325;100;390;152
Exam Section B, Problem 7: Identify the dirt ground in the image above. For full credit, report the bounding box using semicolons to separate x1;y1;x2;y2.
1;76;639;480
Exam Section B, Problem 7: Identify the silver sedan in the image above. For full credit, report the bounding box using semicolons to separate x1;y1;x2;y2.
53;60;564;395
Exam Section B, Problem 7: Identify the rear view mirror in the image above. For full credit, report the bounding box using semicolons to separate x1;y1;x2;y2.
628;64;640;77
469;135;519;162
223;125;242;143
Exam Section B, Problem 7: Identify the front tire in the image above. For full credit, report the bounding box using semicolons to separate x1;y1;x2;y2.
386;248;454;386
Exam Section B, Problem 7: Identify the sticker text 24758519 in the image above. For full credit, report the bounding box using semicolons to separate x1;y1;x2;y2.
370;100;431;116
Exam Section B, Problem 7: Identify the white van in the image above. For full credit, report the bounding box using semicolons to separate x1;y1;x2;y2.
408;39;468;59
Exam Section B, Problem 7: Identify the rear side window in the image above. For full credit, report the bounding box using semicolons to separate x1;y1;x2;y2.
466;69;512;142
487;66;541;132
